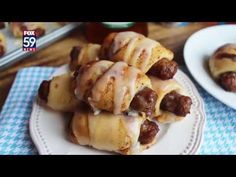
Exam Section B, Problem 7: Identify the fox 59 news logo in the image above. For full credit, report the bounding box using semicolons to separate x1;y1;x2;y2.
22;30;37;51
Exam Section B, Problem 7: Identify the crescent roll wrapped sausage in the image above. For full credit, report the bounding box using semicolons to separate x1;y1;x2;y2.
0;32;6;57
209;44;236;92
74;60;158;116
69;43;101;71
9;22;45;38
38;73;79;112
150;76;192;123
100;31;177;80
69;109;159;155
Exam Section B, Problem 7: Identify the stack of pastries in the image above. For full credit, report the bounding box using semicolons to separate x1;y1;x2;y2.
38;31;192;154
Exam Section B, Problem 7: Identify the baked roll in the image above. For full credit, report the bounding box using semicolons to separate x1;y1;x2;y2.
74;60;158;116
69;109;159;155
100;31;177;80
9;22;45;38
0;32;6;57
150;76;192;123
209;43;236;92
69;43;101;71
38;72;79;112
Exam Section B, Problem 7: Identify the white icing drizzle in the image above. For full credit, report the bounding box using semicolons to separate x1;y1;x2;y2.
74;60;112;100
91;62;139;114
127;110;139;117
124;116;140;135
128;66;139;100
131;38;158;72
123;37;140;62
110;31;159;72
114;85;127;115
88;97;101;115
110;31;144;58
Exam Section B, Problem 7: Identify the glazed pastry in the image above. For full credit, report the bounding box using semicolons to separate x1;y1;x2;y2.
69;107;159;155
150;76;192;123
69;43;101;71
9;22;45;38
74;60;158;116
0;32;6;57
209;43;236;92
100;31;177;80
38;72;80;112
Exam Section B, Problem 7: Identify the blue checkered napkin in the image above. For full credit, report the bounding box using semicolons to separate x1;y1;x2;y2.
196;85;236;154
0;67;55;155
0;67;235;155
180;67;236;155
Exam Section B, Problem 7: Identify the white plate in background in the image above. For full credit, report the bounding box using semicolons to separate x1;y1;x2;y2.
184;25;236;110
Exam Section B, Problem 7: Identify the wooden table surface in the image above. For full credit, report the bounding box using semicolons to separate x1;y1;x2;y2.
0;22;209;110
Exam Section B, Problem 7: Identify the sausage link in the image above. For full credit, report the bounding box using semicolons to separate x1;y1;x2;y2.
160;91;192;117
38;80;51;103
138;119;159;145
148;58;178;80
69;46;82;71
219;72;236;92
130;87;158;117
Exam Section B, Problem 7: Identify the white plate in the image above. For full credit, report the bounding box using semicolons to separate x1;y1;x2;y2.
184;24;236;110
30;65;206;155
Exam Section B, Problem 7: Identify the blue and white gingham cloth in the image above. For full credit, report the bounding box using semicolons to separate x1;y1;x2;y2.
0;67;55;155
0;67;235;155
